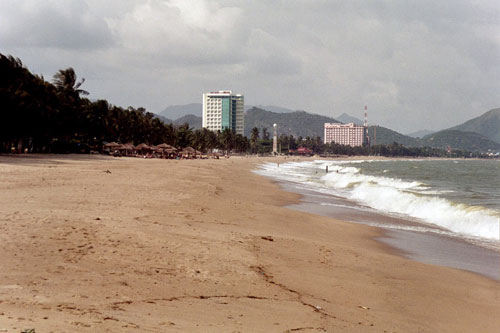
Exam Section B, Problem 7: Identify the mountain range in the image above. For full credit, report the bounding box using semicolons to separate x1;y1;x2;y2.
449;108;500;144
156;104;500;152
422;130;500;151
244;108;338;138
158;103;295;120
335;113;363;125
406;129;435;138
159;103;201;120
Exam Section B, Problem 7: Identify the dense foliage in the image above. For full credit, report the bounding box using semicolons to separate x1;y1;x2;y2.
0;54;249;154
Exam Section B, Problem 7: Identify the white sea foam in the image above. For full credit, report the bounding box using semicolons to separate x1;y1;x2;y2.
255;161;500;241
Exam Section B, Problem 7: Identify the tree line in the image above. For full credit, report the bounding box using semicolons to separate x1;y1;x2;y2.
250;129;485;158
0;53;486;158
0;54;249;154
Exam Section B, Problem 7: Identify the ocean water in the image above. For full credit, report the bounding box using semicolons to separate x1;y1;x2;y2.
255;159;500;247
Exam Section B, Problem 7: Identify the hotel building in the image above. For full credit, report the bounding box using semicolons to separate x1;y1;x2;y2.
202;91;244;136
324;123;365;147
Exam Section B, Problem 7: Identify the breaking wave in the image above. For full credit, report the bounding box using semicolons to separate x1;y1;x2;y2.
256;161;500;241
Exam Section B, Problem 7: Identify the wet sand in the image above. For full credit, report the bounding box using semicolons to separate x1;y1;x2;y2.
283;184;500;280
0;154;499;332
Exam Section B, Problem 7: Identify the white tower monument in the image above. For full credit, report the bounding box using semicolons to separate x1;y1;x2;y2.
273;123;278;155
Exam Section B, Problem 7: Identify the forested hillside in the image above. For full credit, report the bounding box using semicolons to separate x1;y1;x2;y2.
422;130;500;151
368;126;419;146
244;107;338;138
449;108;500;143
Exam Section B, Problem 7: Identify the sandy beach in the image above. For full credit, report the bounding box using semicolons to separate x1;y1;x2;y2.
0;154;499;332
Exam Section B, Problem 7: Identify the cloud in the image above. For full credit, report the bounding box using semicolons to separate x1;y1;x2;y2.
0;0;498;133
107;0;248;66
246;29;302;75
0;0;114;50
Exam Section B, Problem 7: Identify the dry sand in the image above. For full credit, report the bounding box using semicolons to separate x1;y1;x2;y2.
0;154;499;332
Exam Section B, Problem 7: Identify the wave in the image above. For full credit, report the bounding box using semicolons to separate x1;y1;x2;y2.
255;161;500;241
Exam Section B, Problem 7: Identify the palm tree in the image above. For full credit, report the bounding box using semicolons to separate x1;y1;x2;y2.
203;128;218;151
262;128;270;140
175;123;193;148
251;127;259;143
250;127;259;153
52;68;89;97
234;134;250;153
192;129;206;152
219;128;234;152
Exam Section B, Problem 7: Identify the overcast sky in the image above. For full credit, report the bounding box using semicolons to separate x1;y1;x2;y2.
1;0;499;133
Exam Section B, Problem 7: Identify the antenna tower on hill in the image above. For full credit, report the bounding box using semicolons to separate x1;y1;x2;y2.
364;105;370;146
364;105;367;127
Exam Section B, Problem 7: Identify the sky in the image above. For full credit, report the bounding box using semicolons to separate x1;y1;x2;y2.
1;0;499;134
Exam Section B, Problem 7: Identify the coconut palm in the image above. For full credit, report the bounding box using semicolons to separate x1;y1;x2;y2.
52;68;89;97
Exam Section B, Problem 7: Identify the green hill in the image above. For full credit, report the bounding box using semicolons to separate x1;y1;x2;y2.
159;103;201;120
368;126;419;146
154;114;172;124
174;114;202;129
368;125;500;152
449;108;500;143
421;130;500;152
244;107;339;138
335;113;363;125
406;129;435;138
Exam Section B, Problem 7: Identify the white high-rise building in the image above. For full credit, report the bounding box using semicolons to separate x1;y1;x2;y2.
202;91;244;136
324;123;365;147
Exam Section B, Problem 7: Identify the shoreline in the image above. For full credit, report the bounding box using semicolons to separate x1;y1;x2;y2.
275;179;500;280
1;154;499;332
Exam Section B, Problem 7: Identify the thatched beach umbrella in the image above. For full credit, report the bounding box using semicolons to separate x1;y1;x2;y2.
103;142;125;156
135;143;153;156
155;143;178;158
120;143;135;156
122;143;136;151
180;146;196;158
135;143;152;150
155;143;175;150
103;142;123;155
115;144;127;150
104;142;121;149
